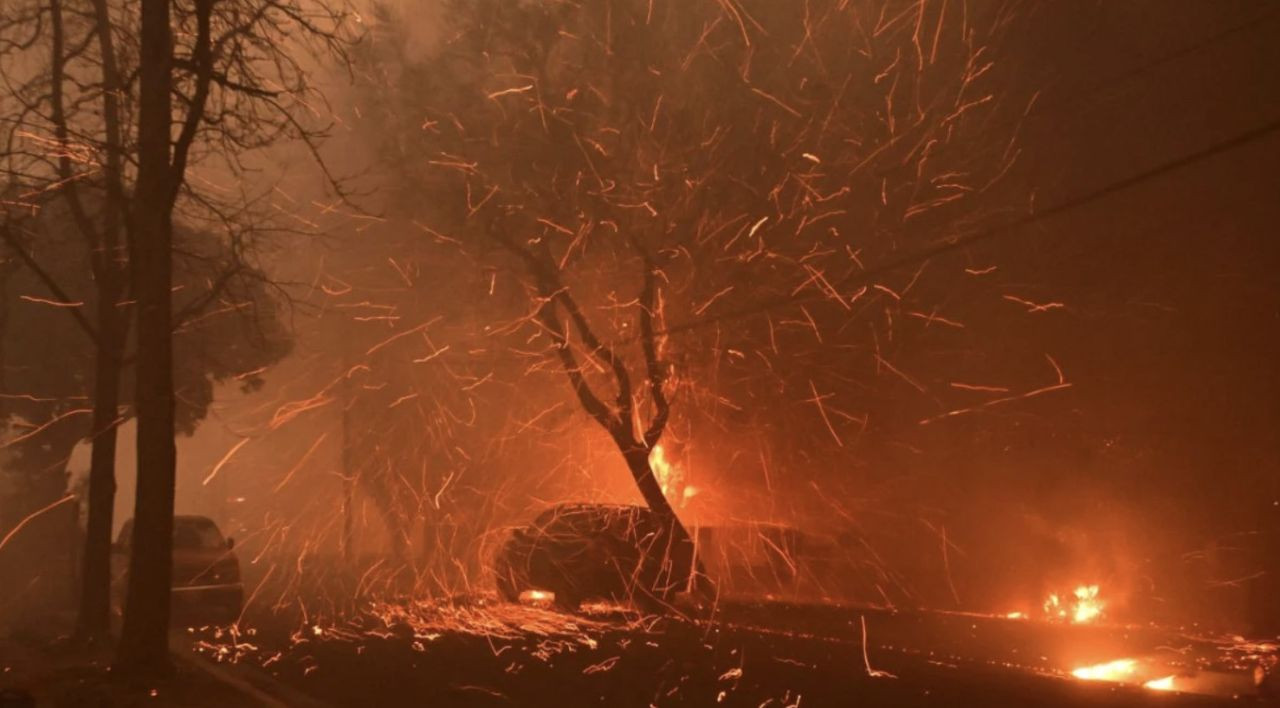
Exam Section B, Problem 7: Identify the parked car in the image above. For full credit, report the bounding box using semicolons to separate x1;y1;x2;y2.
693;523;846;601
493;503;697;612
111;515;243;623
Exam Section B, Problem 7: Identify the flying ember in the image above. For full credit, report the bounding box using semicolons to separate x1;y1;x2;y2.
0;0;1276;705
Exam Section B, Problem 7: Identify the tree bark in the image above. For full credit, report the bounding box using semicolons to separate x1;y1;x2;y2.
622;441;699;594
75;290;124;641
74;0;130;644
498;232;702;593
115;0;176;675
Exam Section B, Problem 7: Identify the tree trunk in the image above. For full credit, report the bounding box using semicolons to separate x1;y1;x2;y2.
75;291;123;642
116;193;176;673
622;445;678;520
622;443;700;593
115;0;175;676
76;0;129;644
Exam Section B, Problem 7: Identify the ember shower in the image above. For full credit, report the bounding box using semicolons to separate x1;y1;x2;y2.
253;0;1055;610
2;0;1279;703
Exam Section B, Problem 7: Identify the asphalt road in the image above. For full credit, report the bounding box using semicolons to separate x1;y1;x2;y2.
180;599;1277;707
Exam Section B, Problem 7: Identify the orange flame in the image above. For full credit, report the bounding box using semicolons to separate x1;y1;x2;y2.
1044;584;1104;623
650;444;695;508
1072;658;1137;681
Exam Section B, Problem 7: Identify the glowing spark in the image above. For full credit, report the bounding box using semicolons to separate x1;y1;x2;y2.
750;87;802;118
0;495;76;553
204;438;250;485
536;217;574;235
269;391;335;430
0;408;92;449
949;382;1010;393
719;668;743;681
907;310;964;328
582;656;620;674
694;286;734;316
365;319;440;356
272;433;328;493
1002;294;1065;313
487;84;534;100
19;294;83;307
806;380;844;447
860;615;896;679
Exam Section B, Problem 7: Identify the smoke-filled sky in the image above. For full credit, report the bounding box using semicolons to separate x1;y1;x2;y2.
71;0;1280;624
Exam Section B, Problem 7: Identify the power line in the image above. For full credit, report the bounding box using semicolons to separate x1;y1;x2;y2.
861;6;1279;182
652;114;1280;341
322;8;1280;359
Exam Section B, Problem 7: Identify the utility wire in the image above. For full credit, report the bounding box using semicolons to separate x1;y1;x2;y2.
316;8;1280;359
860;6;1280;180
653;114;1280;341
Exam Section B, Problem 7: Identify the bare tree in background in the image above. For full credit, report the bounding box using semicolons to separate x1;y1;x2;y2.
3;0;356;668
1;0;133;641
0;195;292;638
357;0;1027;596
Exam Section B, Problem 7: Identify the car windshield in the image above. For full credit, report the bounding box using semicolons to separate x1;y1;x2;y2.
173;519;226;550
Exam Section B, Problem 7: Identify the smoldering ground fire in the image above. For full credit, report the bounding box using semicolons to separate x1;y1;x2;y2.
2;0;1280;706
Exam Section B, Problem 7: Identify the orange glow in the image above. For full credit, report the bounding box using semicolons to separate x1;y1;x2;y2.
519;589;554;605
1071;584;1104;623
1071;658;1137;682
1044;584;1104;623
650;444;691;508
1144;675;1176;691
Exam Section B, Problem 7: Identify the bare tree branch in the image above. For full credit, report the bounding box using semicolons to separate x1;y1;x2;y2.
636;245;668;451
0;219;100;344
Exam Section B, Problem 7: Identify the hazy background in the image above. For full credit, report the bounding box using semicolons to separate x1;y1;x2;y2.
61;0;1280;627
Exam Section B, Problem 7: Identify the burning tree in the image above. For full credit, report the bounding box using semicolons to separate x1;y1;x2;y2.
356;0;1030;599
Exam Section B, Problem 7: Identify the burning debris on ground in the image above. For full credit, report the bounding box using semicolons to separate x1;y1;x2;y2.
2;0;1280;706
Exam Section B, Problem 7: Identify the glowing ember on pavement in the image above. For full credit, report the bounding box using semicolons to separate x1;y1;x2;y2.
519;589;555;606
1071;658;1138;682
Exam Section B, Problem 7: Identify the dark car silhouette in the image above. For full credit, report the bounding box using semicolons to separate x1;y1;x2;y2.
111;515;243;624
493;503;696;612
